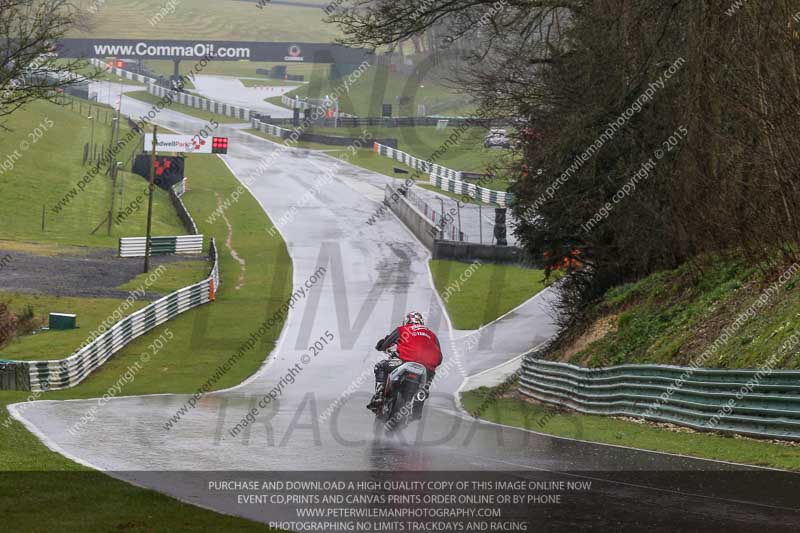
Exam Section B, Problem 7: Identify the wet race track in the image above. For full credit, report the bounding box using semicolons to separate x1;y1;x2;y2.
11;82;800;532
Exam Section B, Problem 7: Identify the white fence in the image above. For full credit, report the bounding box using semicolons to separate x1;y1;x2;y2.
280;94;354;117
250;117;291;138
119;235;204;258
373;142;512;207
402;187;464;241
26;240;220;391
429;174;510;206
172;179;186;198
89;58;159;85
281;94;317;111
147;83;253;121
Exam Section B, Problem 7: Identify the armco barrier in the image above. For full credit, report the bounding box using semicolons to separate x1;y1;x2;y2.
17;239;221;392
281;94;317;111
250;118;397;148
89;58;159;85
170;182;197;234
258;116;501;129
519;354;800;441
280;95;353;117
374;142;460;180
373;143;513;207
251;118;292;139
429;174;510;207
147;83;252;121
119;235;204;257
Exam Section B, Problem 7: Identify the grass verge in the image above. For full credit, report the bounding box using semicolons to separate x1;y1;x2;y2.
461;387;800;470
6;151;293;400
0;99;184;247
1;105;291;529
429;260;549;330
550;258;800;369
309;125;507;174
69;0;335;42
281;64;475;116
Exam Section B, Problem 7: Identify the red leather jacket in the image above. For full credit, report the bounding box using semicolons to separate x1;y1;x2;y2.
376;324;443;372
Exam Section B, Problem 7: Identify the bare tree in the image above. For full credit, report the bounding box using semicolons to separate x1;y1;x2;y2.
332;0;800;329
0;0;92;128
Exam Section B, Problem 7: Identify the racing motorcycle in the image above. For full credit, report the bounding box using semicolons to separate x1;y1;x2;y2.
372;350;428;433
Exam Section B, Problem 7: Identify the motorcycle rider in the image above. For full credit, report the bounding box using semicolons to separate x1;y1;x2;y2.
368;312;443;419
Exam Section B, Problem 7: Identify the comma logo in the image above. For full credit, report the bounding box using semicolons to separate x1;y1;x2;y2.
285;45;304;62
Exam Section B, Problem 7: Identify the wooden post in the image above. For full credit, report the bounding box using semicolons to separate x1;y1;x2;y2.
478;202;483;244
41;204;45;232
107;162;118;235
144;127;158;273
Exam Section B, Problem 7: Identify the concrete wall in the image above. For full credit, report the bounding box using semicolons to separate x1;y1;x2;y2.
384;187;537;266
384;186;441;251
433;240;536;266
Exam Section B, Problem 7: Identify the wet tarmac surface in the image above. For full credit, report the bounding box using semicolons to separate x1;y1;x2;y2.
9;82;800;531
192;75;298;118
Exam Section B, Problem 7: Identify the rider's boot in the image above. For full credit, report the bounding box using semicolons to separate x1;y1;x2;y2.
367;382;384;411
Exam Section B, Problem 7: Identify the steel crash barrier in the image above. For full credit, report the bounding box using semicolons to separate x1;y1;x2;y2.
429;174;509;207
372;142;513;207
280;94;354;117
250;118;291;139
89;58;160;85
519;354;800;441
147;83;253;121
119;235;204;257
2;239;220;392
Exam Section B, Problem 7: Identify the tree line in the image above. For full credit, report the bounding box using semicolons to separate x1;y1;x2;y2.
333;0;800;325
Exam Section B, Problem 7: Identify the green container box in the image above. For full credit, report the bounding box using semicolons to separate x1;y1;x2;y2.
49;313;77;330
